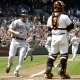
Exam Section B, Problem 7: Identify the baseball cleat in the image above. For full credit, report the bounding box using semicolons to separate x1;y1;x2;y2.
44;73;53;79
6;67;11;73
31;58;33;61
60;74;70;79
24;57;26;60
14;72;20;77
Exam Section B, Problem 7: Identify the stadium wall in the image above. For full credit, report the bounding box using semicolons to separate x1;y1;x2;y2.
0;45;80;56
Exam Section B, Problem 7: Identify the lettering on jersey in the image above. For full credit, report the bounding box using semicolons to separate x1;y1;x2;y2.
17;25;24;29
26;27;28;31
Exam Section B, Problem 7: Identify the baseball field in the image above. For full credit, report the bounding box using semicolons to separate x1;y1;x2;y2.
0;54;80;80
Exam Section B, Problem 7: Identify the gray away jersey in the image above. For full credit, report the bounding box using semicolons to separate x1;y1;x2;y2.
9;19;30;39
27;36;37;48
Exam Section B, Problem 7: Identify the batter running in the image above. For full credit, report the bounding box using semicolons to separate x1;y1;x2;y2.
6;11;30;77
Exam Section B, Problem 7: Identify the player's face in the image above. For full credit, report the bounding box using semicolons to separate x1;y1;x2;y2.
22;16;27;22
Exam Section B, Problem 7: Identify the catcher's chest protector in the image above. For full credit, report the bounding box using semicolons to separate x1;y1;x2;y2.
52;12;61;30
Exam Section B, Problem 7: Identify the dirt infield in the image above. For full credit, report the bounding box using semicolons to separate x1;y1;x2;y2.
0;60;80;80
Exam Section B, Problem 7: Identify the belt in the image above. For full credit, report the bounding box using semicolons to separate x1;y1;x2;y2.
52;28;66;30
13;36;26;40
53;33;65;35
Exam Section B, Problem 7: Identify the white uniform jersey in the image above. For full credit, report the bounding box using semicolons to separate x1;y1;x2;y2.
68;33;75;40
45;36;52;46
27;36;37;48
47;13;72;55
71;36;80;46
9;19;30;39
47;14;72;35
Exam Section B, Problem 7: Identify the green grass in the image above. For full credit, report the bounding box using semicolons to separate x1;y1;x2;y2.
52;54;80;75
0;54;80;75
0;55;48;74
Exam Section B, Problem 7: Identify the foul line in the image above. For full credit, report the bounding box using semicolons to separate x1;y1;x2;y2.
30;70;45;78
29;64;58;78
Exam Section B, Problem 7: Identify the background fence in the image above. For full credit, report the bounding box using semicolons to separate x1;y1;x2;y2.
0;45;80;56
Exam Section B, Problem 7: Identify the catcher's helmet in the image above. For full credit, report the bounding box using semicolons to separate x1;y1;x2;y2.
53;0;65;12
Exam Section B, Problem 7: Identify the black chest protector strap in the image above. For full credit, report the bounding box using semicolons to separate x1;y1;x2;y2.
52;12;61;30
52;12;68;30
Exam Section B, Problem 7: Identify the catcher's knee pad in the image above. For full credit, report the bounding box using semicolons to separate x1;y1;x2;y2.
60;53;69;60
58;53;68;75
49;53;58;61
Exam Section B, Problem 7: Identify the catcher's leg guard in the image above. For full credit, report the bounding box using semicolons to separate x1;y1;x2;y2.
46;53;58;73
46;58;54;73
45;58;54;79
58;53;70;79
45;54;58;79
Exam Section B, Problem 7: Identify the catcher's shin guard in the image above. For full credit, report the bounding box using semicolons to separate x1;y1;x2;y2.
45;58;54;79
58;53;70;79
45;53;58;79
58;61;67;75
46;53;58;73
46;58;54;73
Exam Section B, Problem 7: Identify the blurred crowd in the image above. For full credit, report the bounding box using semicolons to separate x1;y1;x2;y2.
0;0;80;18
0;0;80;47
0;15;80;48
0;16;48;47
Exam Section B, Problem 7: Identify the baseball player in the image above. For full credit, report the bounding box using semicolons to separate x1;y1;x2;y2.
44;0;74;79
70;30;80;60
24;34;38;61
45;33;52;55
67;30;75;44
6;11;31;77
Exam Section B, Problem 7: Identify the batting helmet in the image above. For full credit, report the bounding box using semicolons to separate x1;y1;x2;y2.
20;10;27;17
53;0;65;12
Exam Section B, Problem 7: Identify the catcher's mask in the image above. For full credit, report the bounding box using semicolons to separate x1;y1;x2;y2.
53;0;65;12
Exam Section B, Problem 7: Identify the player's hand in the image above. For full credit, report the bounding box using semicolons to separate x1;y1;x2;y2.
14;31;22;36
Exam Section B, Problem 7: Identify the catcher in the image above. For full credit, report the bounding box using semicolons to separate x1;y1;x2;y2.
44;0;74;79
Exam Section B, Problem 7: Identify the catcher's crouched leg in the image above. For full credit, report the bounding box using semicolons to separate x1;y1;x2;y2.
58;53;70;79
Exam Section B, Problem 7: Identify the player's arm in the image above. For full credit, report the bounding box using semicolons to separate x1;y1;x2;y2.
8;28;21;35
66;23;74;32
8;21;21;35
46;16;52;31
70;38;76;44
26;37;33;43
26;39;32;43
65;15;74;32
